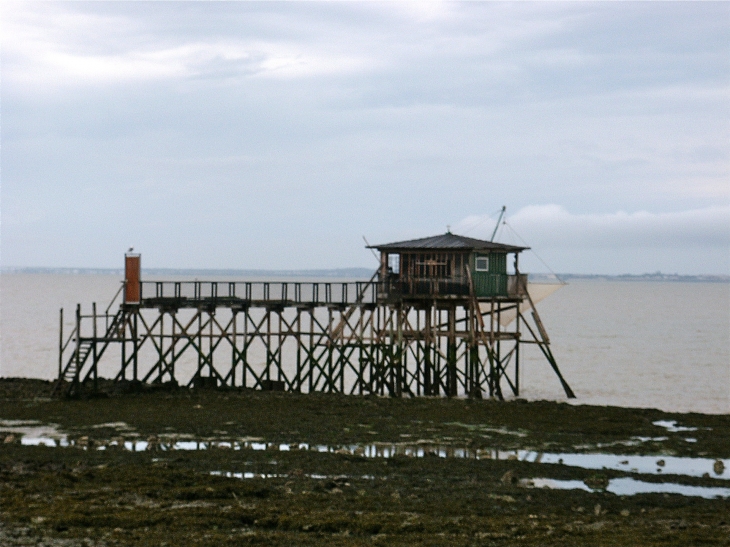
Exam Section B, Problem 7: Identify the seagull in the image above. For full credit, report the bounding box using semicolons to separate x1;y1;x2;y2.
128;247;134;253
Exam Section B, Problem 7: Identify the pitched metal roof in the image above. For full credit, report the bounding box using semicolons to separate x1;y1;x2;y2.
368;232;528;253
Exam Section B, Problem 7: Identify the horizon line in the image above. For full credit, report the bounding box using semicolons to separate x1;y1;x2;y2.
1;266;728;281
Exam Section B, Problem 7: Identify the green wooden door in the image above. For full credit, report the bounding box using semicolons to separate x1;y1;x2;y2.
472;253;508;297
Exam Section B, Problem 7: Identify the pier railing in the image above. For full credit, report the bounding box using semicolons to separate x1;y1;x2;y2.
138;280;379;306
132;275;529;307
507;274;528;297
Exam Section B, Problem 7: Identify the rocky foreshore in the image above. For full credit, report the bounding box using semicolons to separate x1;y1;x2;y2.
1;378;728;546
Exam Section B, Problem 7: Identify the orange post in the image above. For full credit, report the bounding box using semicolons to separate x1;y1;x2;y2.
124;254;141;304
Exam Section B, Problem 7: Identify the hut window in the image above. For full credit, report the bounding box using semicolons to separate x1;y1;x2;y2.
475;256;489;272
388;254;400;274
415;253;449;278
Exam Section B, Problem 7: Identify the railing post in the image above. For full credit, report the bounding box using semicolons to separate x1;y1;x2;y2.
75;304;81;385
92;302;98;391
58;308;63;381
133;311;139;381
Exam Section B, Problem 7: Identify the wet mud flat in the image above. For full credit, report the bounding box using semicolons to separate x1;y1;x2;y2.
0;379;728;546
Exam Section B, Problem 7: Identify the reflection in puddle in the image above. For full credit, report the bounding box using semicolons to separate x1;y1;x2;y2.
4;420;728;484
210;471;375;481
523;477;730;499
653;420;699;433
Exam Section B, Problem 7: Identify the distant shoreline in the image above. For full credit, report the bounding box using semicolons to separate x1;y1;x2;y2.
532;272;730;283
0;266;377;278
1;266;728;283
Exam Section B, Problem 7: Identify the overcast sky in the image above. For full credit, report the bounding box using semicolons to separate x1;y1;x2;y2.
2;1;728;274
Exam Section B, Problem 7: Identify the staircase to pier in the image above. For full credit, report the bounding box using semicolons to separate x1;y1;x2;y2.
53;309;125;397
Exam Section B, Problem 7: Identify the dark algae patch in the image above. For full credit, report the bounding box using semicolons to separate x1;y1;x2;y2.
1;379;728;546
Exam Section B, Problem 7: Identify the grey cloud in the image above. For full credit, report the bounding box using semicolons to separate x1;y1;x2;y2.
456;205;730;251
1;2;728;274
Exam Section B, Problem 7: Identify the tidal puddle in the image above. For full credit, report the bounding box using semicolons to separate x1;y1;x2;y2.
523;477;730;499
4;420;728;482
0;420;67;445
209;470;730;499
517;451;729;480
210;470;375;481
652;420;699;433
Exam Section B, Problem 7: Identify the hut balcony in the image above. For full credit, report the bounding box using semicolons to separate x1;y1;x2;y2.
506;273;529;297
378;273;528;301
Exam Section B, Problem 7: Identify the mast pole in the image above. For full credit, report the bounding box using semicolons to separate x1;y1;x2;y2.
490;206;506;242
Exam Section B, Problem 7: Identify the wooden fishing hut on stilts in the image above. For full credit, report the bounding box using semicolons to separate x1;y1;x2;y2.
54;233;575;399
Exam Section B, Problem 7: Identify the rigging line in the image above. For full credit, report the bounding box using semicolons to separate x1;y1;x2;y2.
492;218;507;243
460;208;505;236
362;236;380;264
502;221;566;284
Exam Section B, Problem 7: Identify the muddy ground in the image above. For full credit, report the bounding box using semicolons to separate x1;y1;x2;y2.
0;378;728;546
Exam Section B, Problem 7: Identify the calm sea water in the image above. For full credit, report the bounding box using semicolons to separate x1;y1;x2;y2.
1;274;728;414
